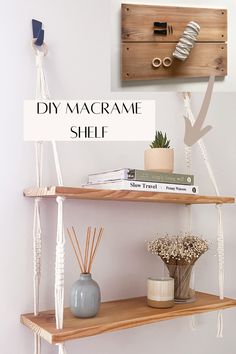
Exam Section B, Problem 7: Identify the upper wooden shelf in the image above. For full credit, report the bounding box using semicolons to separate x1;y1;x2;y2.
21;292;236;344
23;186;234;205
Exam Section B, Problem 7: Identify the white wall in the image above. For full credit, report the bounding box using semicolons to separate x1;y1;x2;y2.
1;1;236;354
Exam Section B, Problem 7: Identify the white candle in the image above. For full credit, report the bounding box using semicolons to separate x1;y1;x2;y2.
147;277;174;308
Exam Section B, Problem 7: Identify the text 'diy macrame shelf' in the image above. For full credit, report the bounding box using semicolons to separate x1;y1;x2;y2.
121;4;227;80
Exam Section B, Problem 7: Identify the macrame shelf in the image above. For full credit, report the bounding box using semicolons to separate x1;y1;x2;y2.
121;4;227;80
23;186;234;204
21;186;235;343
24;38;233;354
21;292;236;344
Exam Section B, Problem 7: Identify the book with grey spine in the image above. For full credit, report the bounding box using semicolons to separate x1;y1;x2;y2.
88;168;194;185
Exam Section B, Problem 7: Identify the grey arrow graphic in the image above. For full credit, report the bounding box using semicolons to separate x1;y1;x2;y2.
184;75;215;146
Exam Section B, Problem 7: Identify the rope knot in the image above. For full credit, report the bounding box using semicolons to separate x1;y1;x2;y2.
56;196;65;204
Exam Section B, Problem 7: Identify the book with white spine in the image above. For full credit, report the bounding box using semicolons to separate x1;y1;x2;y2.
83;180;198;194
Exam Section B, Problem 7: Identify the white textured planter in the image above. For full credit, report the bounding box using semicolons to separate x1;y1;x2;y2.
144;148;174;173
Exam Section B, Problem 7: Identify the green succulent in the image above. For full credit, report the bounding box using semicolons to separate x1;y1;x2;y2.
149;131;170;149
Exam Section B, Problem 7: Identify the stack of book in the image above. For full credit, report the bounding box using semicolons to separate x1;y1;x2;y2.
84;168;198;195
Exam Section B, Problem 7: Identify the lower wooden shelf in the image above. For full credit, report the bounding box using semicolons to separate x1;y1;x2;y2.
21;292;236;344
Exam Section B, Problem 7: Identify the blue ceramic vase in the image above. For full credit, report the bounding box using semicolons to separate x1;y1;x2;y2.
70;273;101;318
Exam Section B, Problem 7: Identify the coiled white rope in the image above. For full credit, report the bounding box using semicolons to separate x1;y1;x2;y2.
173;21;200;61
183;93;224;337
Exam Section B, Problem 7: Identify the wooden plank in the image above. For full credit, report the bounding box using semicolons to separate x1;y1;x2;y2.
122;42;227;80
23;186;234;205
21;292;236;344
122;4;227;42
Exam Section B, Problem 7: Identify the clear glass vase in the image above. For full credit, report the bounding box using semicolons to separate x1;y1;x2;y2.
165;262;195;302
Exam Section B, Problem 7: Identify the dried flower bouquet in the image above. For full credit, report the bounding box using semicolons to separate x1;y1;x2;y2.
147;234;209;301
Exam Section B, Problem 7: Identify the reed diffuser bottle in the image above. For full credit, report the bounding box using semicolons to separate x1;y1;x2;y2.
67;226;104;318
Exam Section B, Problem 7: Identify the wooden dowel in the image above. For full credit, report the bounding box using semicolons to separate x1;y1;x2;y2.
67;228;83;273
72;226;85;273
88;227;97;273
84;226;91;273
89;227;104;272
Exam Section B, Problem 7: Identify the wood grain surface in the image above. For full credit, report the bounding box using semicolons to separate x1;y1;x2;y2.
122;42;227;80
122;4;227;42
23;186;235;204
121;4;227;80
21;292;236;344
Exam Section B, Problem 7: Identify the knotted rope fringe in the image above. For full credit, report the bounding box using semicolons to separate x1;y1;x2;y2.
55;196;66;329
183;93;224;337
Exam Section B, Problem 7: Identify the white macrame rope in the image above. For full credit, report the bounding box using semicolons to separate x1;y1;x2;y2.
32;43;65;354
32;48;48;354
35;47;63;186
35;49;50;100
57;343;67;354
55;196;66;329
216;204;224;300
35;142;43;187
33;45;64;354
216;201;224;337
33;197;42;315
52;141;63;186
34;333;41;354
183;94;220;195
217;310;224;338
184;144;192;235
33;160;42;354
183;93;224;337
184;144;197;330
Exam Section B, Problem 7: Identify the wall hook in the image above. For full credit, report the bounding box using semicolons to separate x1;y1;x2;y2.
32;19;44;46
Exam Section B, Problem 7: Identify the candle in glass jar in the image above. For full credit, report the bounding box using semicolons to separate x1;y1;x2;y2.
147;277;174;308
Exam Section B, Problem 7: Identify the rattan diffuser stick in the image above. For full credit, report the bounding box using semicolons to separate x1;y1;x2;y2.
67;226;104;274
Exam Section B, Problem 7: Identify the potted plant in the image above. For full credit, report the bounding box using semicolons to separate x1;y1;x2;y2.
147;234;209;302
144;131;174;173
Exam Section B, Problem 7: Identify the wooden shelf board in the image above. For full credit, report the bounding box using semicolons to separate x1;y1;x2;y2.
21;292;236;344
23;186;234;205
